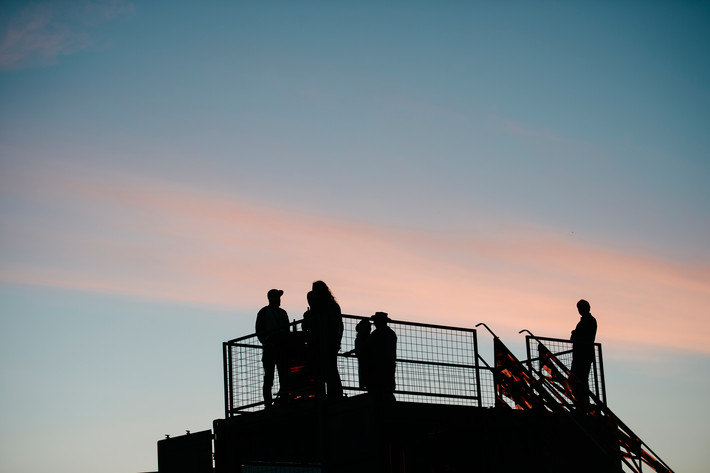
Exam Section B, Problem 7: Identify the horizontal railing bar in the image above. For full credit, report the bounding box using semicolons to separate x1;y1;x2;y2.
391;358;478;369
227;342;261;349
526;335;602;349
227;316;478;345
227;348;479;371
340;385;479;401
342;314;478;333
393;390;479;401
229;400;264;414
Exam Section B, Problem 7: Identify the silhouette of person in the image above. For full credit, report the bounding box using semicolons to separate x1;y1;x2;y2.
354;319;372;390
367;312;397;402
256;289;290;408
303;281;344;399
570;299;597;407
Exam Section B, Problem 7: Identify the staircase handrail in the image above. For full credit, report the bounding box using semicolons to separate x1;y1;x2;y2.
520;329;674;473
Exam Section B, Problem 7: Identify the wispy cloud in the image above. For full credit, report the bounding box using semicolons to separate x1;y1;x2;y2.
490;114;560;140
489;113;601;153
2;163;709;355
0;1;133;71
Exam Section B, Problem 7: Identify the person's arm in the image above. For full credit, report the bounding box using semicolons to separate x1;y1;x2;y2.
279;309;290;334
255;308;267;344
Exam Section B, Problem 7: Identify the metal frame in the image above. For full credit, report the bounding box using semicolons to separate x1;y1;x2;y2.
223;315;483;416
522;334;607;405
518;330;673;473
221;320;674;473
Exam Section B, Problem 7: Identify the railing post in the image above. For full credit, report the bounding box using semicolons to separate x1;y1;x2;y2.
222;342;229;418
472;329;482;408
597;343;607;405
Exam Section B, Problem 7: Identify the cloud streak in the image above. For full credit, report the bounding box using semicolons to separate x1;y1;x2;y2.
0;1;133;71
2;163;709;355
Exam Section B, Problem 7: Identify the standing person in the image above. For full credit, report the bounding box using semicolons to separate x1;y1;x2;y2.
368;312;397;402
354;319;372;390
570;299;598;407
256;289;290;408
304;281;344;399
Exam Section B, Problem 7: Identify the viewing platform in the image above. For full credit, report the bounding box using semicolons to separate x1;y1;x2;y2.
158;315;672;473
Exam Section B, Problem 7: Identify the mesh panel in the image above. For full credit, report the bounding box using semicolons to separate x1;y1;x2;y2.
227;338;263;412
225;315;484;414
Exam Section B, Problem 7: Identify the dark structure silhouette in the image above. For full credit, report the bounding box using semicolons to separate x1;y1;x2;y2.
367;312;397;401
158;430;212;473
159;308;673;473
303;281;344;399
255;289;290;408
570;299;598;407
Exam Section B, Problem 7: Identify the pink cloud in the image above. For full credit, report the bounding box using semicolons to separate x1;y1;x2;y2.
2;166;709;356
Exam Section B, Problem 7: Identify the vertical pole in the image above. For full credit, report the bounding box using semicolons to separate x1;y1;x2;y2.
223;342;230;418
472;330;482;408
524;336;533;372
596;343;607;405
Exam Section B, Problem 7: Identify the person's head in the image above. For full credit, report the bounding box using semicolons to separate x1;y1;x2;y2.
312;280;335;302
371;311;390;328
356;319;371;335
267;289;283;306
577;299;591;316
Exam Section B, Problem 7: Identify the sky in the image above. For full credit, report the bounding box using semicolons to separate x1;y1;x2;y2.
0;1;708;472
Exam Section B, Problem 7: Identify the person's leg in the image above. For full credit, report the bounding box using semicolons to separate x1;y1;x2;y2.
311;343;326;397
326;351;343;398
263;353;276;408
276;352;290;400
571;359;592;408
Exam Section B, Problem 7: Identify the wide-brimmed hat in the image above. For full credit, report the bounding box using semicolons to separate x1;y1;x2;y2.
370;311;390;322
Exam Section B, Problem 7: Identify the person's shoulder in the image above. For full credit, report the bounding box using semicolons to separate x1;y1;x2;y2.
257;306;269;316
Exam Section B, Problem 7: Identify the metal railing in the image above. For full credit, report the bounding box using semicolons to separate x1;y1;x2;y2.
223;315;484;416
519;330;672;473
223;319;674;473
523;333;607;405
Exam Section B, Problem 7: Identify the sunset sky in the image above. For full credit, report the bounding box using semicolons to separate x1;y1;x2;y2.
1;2;709;472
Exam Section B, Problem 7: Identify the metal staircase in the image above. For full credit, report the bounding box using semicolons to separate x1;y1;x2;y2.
476;323;673;473
523;330;673;473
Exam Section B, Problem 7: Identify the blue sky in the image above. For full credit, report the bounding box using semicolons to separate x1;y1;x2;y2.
1;2;709;472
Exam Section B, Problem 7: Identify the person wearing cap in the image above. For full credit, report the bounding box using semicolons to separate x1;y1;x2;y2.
367;312;397;401
256;289;290;408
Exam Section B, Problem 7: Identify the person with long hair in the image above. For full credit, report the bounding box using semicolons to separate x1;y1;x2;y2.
303;281;344;399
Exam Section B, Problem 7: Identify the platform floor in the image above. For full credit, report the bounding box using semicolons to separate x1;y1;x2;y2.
213;394;622;473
